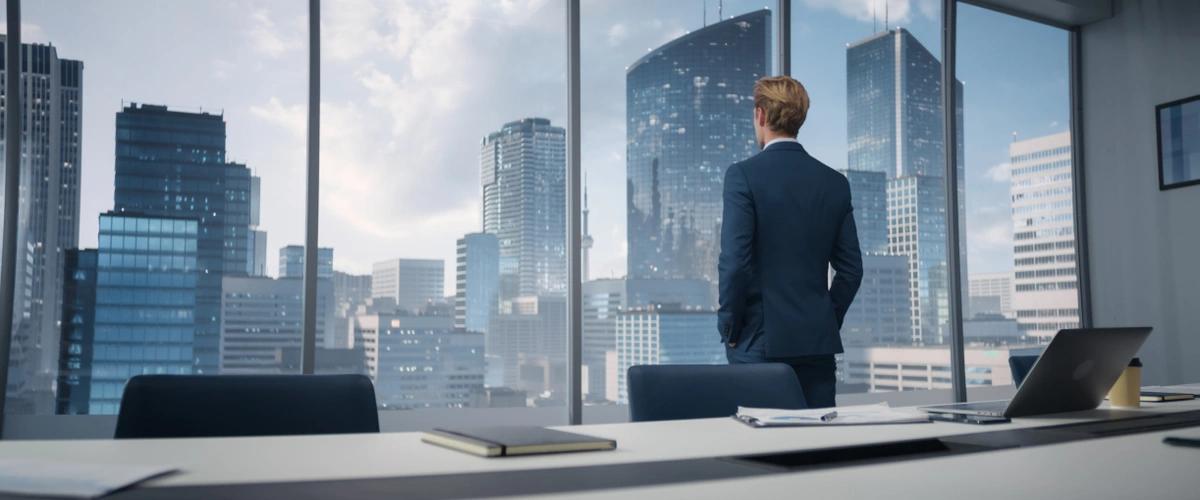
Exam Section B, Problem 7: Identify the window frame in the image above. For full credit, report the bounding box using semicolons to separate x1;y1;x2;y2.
0;0;1093;436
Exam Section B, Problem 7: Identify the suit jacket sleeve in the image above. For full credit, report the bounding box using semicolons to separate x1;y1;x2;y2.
829;196;864;328
718;163;755;343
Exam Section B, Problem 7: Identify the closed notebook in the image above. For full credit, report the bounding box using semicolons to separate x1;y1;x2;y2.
1140;391;1195;402
421;426;617;457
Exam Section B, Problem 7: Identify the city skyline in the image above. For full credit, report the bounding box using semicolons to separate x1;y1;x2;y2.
6;1;1068;294
3;1;1078;413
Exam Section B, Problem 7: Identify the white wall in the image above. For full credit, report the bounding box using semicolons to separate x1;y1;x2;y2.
1082;0;1200;385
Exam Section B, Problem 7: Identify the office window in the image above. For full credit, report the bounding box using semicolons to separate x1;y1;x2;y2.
956;2;1076;389
3;1;307;415
578;1;777;416
794;3;952;398
318;1;567;413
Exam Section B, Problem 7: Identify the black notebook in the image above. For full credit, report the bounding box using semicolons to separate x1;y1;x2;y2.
421;426;617;457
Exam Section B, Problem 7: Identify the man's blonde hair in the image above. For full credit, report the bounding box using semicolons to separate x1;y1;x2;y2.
753;76;810;136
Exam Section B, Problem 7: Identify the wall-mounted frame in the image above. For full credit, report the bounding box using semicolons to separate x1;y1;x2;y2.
1156;93;1200;191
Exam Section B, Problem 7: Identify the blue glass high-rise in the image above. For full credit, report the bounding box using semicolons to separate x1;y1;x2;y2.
88;213;199;414
113;104;252;374
626;10;770;287
846;28;966;344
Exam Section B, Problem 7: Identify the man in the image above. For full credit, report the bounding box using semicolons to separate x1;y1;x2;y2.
718;76;863;409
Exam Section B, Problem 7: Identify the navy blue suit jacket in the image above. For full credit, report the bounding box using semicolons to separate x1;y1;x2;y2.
718;141;863;358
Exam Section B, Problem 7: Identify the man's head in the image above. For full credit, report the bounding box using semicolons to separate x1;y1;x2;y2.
752;76;811;148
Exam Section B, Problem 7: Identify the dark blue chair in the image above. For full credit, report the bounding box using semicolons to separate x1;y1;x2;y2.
1009;355;1039;387
627;364;807;422
114;374;380;439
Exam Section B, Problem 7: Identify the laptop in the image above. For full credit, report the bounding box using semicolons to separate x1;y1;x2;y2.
920;327;1152;419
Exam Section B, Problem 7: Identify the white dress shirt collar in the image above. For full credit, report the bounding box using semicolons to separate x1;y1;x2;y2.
763;137;800;150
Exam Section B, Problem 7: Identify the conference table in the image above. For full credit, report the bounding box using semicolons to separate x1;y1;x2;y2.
3;393;1200;499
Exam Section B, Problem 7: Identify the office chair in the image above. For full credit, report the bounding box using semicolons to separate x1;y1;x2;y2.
114;374;380;439
627;364;807;422
1009;355;1039;387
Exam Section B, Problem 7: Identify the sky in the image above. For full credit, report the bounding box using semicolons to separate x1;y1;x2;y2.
11;0;1069;292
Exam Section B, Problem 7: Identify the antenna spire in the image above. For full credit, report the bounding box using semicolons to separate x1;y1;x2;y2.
703;0;707;26
718;0;723;21
885;0;889;30
873;0;877;33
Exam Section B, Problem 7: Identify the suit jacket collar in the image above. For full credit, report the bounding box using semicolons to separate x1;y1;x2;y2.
762;140;806;154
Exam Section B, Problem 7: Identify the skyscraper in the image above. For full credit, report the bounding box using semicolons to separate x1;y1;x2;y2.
839;169;889;255
371;258;444;313
480;118;566;299
351;303;485;409
113;103;252;375
582;278;711;402
218;275;333;374
331;270;371;349
247;176;268;277
55;249;96;415
1;38;83;413
278;244;332;279
85;213;199;414
847;28;966;344
614;305;723;404
1010;131;1079;339
455;233;499;334
626;10;770;286
969;272;1014;318
887;175;951;343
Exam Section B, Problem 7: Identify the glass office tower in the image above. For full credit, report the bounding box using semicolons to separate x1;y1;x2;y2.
847;28;966;345
479;118;567;299
87;213;199;414
625;10;770;286
455;232;500;335
278;244;333;279
1;37;84;414
113;104;252;375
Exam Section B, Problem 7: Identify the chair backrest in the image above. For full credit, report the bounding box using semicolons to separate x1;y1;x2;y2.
1009;355;1039;387
627;364;807;422
114;374;380;439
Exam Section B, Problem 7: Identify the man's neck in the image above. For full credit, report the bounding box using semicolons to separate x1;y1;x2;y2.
761;133;797;149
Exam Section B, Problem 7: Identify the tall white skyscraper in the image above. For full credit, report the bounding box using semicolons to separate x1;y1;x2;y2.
2;38;84;413
372;258;445;314
1009;131;1079;339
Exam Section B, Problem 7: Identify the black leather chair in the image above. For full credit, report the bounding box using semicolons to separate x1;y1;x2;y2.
627;364;807;422
1009;355;1039;387
114;374;380;439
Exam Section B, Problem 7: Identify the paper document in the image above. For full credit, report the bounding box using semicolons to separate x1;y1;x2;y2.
1142;384;1200;396
0;458;175;498
736;403;930;427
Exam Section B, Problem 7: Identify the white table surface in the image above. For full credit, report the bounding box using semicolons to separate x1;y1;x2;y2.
518;427;1200;499
1;398;1198;490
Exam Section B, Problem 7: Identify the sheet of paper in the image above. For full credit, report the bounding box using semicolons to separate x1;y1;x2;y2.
1143;384;1200;396
737;402;930;426
0;458;175;499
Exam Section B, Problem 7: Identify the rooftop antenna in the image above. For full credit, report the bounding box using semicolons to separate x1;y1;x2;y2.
873;0;877;33
885;0;889;30
718;0;723;20
703;0;707;26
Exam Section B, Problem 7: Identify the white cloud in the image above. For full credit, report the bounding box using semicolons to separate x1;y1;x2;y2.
607;23;629;46
985;161;1011;183
271;0;565;278
247;8;301;58
801;0;914;24
975;221;1012;249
